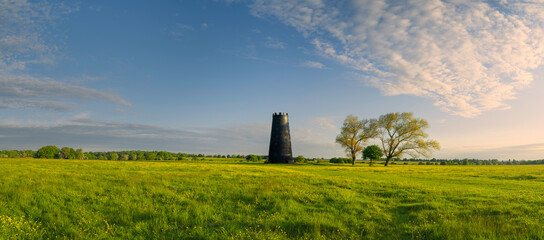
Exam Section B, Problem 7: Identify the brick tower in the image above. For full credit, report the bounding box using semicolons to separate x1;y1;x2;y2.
268;112;293;164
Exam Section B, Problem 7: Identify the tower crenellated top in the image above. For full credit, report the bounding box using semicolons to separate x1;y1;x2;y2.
273;112;288;116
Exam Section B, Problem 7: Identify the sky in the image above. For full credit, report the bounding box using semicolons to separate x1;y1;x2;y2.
1;0;544;160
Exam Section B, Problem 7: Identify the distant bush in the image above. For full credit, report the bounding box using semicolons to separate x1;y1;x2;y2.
330;157;351;163
245;154;263;162
294;155;306;163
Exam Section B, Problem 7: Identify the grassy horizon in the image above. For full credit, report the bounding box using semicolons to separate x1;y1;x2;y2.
1;158;543;239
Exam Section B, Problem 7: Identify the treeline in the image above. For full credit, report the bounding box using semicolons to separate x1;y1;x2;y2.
2;147;543;165
1;146;246;161
0;150;35;158
84;151;247;161
326;157;544;165
401;158;544;165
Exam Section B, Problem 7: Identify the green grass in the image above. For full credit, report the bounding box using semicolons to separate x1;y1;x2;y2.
1;158;543;239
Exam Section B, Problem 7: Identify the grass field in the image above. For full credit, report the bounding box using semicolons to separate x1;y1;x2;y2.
0;158;543;239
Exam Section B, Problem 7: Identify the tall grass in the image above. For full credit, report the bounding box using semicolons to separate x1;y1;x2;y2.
0;158;543;239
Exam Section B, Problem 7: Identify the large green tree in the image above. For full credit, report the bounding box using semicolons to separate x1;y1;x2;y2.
336;115;379;165
378;112;440;166
35;145;60;159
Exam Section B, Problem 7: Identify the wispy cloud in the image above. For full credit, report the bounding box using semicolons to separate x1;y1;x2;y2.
250;0;544;117
170;23;194;38
0;98;72;111
0;0;67;72
302;60;325;69
264;36;287;49
0;0;129;111
0;75;131;109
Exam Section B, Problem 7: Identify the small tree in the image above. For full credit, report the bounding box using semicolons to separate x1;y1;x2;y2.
336;115;379;165
69;148;76;159
35;146;60;159
362;145;383;166
60;147;72;159
110;153;119;161
294;155;306;163
75;149;84;160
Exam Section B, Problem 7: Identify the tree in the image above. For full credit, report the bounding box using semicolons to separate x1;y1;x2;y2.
35;145;60;159
60;147;73;159
336;115;379;165
362;145;383;166
110;153;119;161
75;149;84;160
293;155;306;163
69;148;76;159
378;112;440;166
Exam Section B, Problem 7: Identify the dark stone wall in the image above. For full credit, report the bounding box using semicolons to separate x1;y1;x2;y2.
268;113;293;164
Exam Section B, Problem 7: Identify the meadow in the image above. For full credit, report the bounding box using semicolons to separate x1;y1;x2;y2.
0;158;543;239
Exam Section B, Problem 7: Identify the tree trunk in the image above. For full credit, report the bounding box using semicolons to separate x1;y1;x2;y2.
352;155;356;166
384;157;391;166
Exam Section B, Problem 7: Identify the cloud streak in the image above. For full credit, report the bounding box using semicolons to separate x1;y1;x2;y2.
302;60;325;69
0;75;131;107
0;118;269;154
250;0;544;117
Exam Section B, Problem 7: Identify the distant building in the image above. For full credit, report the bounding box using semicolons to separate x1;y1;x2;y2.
268;112;293;164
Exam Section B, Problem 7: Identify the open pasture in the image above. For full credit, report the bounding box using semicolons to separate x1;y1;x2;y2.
0;158;543;239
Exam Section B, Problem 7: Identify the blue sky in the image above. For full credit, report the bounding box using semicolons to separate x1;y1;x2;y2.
1;0;544;160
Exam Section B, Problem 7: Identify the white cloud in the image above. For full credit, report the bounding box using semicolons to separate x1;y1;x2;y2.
0;0;57;72
250;0;544;117
302;60;325;69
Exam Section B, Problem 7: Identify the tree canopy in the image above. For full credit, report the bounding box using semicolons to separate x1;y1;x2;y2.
35;145;60;159
363;145;383;166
